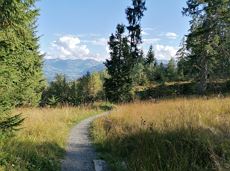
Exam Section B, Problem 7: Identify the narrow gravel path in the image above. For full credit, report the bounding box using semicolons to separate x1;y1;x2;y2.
61;112;109;171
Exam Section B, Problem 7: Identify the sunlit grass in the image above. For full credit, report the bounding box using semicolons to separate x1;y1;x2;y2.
1;106;101;171
91;97;230;171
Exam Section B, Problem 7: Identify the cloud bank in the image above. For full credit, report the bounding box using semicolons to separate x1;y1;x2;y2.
165;32;178;39
154;44;178;60
44;33;179;62
45;35;106;61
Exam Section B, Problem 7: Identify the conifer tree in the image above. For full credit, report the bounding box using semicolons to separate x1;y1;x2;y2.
183;0;230;94
104;0;147;102
104;24;133;103
166;58;177;81
126;0;147;63
144;45;157;83
77;72;103;104
0;0;44;133
154;63;166;83
145;45;156;66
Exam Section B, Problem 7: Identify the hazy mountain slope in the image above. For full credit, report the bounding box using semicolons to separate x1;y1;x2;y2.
43;59;105;81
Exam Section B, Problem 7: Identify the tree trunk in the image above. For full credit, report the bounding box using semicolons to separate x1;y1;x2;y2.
199;58;208;95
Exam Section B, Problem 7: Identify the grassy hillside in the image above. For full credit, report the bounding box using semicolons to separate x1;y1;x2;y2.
0;107;102;171
91;98;230;171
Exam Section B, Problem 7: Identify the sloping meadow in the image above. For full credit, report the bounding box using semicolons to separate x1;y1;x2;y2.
91;98;230;171
0;106;102;171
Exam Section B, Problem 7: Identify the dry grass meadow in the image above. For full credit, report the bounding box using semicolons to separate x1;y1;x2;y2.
91;97;230;171
0;106;102;171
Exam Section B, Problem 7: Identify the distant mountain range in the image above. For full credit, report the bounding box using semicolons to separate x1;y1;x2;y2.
43;59;105;82
43;58;169;82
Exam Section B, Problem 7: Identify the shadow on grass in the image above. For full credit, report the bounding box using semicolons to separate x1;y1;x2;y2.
138;81;230;100
1;140;65;171
94;126;230;171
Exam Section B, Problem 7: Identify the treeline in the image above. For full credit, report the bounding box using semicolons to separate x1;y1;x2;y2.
0;1;45;134
41;0;230;105
104;0;230;102
41;72;104;106
103;0;184;103
40;53;180;106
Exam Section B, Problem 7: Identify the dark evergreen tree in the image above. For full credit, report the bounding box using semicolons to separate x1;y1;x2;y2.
126;0;147;62
176;38;192;80
166;58;177;81
104;0;147;102
145;45;156;66
144;45;157;83
154;63;166;83
0;0;45;133
183;0;230;94
104;24;133;103
126;0;147;87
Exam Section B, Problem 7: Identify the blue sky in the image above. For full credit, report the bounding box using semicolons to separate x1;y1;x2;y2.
37;0;190;61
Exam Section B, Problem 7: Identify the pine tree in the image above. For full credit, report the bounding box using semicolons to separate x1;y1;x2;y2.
48;74;69;104
126;0;147;62
104;0;147;102
126;0;147;86
145;45;156;66
0;0;45;106
154;63;166;83
144;45;157;83
166;58;177;81
104;24;133;103
183;0;230;94
0;0;45;133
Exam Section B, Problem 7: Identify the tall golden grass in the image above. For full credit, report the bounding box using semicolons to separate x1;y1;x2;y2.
91;97;230;171
1;106;101;171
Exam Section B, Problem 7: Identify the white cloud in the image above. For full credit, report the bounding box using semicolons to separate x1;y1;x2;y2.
142;30;149;36
45;35;106;61
142;27;156;36
165;32;178;39
154;44;178;60
44;34;179;62
82;37;109;57
82;37;108;46
143;38;160;45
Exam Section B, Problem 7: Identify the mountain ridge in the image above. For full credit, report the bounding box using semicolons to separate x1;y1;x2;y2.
43;58;105;81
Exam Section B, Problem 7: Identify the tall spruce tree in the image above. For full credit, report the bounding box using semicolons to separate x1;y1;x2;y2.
144;45;157;83
145;45;156;66
126;0;147;85
104;0;147;102
0;0;44;133
166;58;177;81
104;24;133;103
183;0;230;94
126;0;147;62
